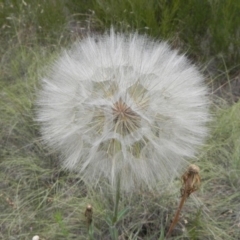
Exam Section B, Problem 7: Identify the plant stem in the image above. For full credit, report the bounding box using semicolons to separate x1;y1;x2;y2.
110;172;121;240
165;185;188;238
166;164;201;238
84;204;94;239
113;173;121;224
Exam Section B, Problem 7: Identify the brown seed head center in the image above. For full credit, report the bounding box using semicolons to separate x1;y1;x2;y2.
112;98;140;134
112;98;130;120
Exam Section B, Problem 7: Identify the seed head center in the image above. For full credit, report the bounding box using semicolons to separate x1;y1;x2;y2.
112;98;140;134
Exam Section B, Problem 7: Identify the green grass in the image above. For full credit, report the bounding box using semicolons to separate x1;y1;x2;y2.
1;0;240;239
83;0;240;73
1;0;240;72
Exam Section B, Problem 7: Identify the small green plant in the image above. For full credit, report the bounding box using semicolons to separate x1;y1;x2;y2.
54;211;69;237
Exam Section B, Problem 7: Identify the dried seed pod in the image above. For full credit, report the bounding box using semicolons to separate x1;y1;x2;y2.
166;164;201;238
85;204;93;227
181;164;201;197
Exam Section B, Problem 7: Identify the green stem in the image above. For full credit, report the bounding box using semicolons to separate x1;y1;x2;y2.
113;173;121;224
110;173;121;240
88;222;94;240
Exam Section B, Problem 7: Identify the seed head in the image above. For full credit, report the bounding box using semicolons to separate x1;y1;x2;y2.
32;236;40;240
36;30;210;191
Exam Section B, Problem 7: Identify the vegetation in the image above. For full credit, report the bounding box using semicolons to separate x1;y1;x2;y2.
1;0;240;239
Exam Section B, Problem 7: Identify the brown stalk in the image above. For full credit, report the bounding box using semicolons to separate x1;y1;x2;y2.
166;164;201;238
84;204;93;230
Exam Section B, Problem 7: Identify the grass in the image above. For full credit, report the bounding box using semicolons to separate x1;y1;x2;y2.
1;0;240;239
85;0;240;73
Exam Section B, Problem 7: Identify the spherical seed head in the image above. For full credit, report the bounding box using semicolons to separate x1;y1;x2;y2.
36;30;210;192
32;236;40;240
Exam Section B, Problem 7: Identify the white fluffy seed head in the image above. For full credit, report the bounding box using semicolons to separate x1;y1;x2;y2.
36;30;210;192
32;236;40;240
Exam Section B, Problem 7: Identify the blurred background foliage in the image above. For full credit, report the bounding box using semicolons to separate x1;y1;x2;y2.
1;0;240;73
